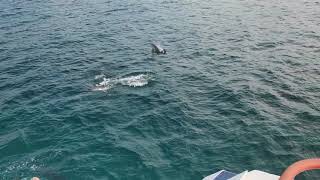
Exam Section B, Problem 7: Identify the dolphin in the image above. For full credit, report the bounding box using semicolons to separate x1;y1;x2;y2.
151;43;167;54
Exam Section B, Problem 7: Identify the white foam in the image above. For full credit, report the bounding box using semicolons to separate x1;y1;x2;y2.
93;74;151;91
1;157;39;178
93;77;113;91
119;74;150;87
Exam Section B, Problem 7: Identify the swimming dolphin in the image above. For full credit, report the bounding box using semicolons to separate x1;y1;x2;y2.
151;43;167;54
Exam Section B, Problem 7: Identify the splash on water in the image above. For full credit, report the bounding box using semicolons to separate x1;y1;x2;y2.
93;77;114;91
1;157;40;179
93;74;152;91
119;74;150;87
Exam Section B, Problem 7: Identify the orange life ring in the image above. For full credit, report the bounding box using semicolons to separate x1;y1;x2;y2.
280;158;320;180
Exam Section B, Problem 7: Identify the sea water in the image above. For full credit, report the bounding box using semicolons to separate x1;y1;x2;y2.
0;0;319;179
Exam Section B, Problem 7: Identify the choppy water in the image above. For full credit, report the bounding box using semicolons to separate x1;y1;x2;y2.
0;0;320;179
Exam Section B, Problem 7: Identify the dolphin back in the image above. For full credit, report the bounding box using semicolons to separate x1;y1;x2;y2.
151;43;159;50
151;43;164;53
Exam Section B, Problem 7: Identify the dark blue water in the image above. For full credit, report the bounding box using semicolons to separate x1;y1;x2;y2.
0;0;320;179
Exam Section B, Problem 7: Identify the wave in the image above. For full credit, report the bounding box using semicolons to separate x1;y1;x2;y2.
93;73;152;91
